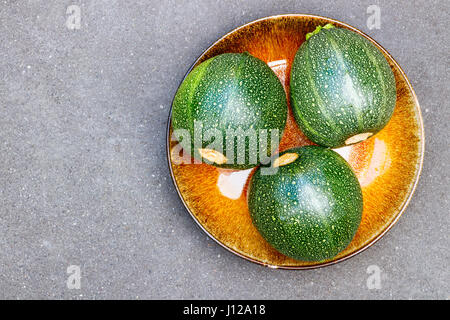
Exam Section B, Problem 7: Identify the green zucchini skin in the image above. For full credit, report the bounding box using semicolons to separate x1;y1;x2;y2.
172;53;287;169
290;26;396;148
248;146;363;262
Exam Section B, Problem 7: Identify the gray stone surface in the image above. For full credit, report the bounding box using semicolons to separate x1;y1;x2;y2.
0;0;448;299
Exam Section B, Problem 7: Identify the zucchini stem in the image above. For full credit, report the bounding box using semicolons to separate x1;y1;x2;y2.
306;23;335;40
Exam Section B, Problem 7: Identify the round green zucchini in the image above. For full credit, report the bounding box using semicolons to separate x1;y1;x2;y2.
290;24;396;148
172;52;287;169
248;146;363;262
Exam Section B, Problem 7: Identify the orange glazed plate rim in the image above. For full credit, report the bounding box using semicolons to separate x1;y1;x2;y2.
165;14;425;269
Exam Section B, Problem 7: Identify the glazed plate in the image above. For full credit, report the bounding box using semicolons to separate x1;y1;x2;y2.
167;15;424;269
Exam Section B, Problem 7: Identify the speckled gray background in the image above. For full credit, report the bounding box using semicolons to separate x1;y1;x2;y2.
0;0;448;299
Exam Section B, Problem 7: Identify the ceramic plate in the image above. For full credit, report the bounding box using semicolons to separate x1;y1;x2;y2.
167;14;424;269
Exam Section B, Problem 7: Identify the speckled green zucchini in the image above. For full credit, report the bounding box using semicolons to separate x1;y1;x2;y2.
290;24;396;148
248;146;363;262
172;52;287;169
